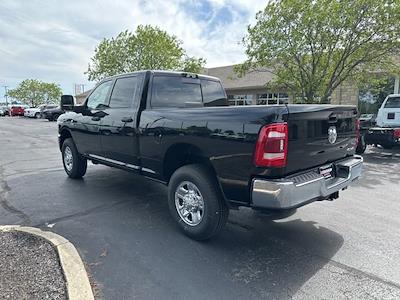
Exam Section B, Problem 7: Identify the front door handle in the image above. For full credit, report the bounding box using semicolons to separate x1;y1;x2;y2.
121;117;133;123
92;116;101;121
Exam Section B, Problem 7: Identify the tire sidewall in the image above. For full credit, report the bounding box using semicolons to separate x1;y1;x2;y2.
168;165;225;240
62;140;75;177
61;138;86;178
356;135;367;154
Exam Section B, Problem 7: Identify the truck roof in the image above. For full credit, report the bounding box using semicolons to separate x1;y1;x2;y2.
102;70;221;82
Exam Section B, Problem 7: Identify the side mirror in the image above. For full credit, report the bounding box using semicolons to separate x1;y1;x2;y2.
60;95;74;111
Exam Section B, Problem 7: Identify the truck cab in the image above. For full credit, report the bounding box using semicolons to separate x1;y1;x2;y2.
365;94;400;149
376;94;400;127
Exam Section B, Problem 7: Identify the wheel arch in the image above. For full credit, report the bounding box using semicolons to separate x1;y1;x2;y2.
59;127;73;150
162;143;229;204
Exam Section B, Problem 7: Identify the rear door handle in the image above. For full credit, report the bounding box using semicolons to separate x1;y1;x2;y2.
92;116;101;121
121;117;133;123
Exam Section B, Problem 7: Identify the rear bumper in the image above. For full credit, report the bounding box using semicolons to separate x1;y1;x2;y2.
365;128;399;145
251;155;363;210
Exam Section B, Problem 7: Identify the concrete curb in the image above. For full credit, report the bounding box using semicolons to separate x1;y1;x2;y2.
0;225;94;300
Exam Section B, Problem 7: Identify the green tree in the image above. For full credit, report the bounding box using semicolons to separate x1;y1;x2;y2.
358;76;395;113
86;25;206;81
7;79;62;107
238;0;400;103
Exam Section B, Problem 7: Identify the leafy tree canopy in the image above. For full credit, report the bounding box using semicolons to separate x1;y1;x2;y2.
358;76;395;113
86;25;206;81
7;79;62;107
238;0;400;103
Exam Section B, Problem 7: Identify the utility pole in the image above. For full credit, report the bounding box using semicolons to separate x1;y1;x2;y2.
394;76;399;95
3;86;8;106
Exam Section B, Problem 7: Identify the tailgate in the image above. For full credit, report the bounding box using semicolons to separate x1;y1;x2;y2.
285;105;358;174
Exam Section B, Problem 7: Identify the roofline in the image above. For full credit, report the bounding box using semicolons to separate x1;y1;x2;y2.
204;64;242;70
97;70;221;84
225;85;269;91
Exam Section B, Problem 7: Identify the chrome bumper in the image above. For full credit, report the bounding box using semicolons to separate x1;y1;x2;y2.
251;155;363;209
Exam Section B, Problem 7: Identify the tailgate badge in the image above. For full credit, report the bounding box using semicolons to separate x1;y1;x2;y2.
328;126;337;144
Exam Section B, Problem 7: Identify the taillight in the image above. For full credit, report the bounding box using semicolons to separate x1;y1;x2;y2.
355;118;360;146
254;123;288;168
394;128;400;139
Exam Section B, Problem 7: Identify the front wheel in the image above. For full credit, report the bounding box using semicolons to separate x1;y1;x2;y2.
61;138;87;179
168;164;229;240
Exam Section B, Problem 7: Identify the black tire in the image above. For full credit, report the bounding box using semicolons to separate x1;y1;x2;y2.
168;164;229;240
61;138;87;179
52;114;60;121
356;134;367;154
34;112;40;119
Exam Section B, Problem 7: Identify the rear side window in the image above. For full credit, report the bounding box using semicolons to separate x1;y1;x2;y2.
109;77;138;108
384;97;400;108
201;80;227;106
151;76;202;108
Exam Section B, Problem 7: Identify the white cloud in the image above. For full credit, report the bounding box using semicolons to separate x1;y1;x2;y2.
0;0;267;97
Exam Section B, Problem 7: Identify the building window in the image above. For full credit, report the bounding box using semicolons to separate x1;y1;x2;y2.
256;93;289;105
227;94;253;106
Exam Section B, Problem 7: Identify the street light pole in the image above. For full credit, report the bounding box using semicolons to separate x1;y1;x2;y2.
3;86;8;106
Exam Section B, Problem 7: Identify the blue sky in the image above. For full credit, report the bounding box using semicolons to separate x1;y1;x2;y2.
0;0;266;101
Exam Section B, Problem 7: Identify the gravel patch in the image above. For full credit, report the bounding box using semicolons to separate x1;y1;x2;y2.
0;230;67;299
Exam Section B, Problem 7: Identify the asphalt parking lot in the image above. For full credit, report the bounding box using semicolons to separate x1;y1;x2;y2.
1;116;400;299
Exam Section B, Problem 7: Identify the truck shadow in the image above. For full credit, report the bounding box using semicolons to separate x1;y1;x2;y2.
203;210;344;299
72;168;344;299
5;166;344;299
355;146;400;189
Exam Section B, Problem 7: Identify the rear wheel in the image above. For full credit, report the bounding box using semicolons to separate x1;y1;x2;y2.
168;164;229;240
356;134;367;154
52;114;60;121
61;138;87;179
34;112;40;119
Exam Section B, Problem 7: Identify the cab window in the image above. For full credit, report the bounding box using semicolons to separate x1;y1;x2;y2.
87;80;113;109
384;97;400;108
109;77;138;108
151;76;202;108
201;79;227;106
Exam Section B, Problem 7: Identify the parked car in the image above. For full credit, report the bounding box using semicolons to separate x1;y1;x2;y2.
42;106;64;121
58;70;363;240
0;106;8;116
10;104;26;116
359;113;376;128
24;104;58;118
364;94;400;149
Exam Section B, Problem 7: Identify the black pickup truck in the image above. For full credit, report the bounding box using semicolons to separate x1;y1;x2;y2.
58;70;363;240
